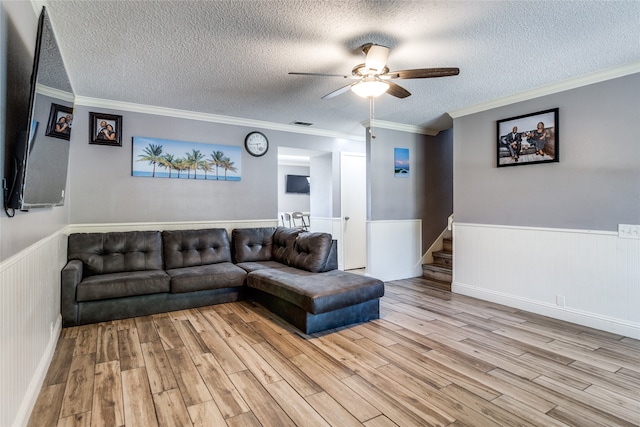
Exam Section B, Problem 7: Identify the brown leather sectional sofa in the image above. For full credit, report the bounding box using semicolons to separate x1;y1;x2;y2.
61;227;384;334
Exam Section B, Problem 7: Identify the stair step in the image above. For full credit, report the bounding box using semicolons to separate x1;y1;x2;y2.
433;250;452;267
422;263;452;283
421;278;452;292
443;238;453;252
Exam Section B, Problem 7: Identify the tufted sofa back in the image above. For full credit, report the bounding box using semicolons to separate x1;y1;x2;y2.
271;227;303;264
232;227;337;273
288;232;335;273
162;228;231;269
68;231;163;276
231;227;277;263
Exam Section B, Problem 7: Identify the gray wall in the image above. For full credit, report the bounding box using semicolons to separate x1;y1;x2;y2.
453;73;640;230
68;104;363;224
367;127;453;252
0;1;70;262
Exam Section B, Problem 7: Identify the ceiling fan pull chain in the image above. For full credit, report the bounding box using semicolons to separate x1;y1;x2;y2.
370;96;377;139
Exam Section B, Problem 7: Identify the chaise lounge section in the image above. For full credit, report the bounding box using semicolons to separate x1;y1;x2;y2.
232;227;384;333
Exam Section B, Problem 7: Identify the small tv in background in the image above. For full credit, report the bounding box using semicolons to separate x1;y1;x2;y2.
285;174;310;194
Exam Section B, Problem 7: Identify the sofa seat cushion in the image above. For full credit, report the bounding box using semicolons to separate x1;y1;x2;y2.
167;262;247;293
235;260;289;273
247;267;384;315
76;270;170;302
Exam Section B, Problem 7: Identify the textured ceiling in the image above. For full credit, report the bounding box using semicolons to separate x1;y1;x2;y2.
39;0;640;137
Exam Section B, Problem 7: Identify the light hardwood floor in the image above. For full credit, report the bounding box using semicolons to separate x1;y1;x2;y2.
29;277;640;426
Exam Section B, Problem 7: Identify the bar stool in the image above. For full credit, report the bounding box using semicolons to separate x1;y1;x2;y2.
281;212;292;228
291;211;308;231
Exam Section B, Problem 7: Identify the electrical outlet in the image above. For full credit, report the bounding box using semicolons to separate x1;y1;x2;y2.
618;224;640;239
556;295;566;307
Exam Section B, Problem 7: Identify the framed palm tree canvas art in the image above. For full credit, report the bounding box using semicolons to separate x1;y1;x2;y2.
132;136;242;181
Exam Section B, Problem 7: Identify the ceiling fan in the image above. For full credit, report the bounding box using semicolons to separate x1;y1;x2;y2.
289;44;459;99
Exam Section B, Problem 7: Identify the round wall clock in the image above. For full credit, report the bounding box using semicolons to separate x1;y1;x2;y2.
244;131;269;157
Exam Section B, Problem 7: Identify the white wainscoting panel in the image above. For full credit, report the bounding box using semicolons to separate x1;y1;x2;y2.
453;223;640;339
1;230;66;427
367;220;422;281
67;219;278;235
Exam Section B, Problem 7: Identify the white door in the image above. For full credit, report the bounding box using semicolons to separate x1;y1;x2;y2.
341;153;366;270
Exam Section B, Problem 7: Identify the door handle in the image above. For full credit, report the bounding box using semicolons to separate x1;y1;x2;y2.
344;216;350;220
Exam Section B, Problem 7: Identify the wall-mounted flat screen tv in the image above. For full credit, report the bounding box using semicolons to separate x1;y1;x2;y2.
285;174;310;194
5;7;74;211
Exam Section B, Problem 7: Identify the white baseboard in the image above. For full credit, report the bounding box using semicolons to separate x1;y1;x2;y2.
13;314;62;427
453;282;640;339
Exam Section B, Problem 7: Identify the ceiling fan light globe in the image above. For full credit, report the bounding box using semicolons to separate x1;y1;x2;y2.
351;79;389;98
364;44;390;74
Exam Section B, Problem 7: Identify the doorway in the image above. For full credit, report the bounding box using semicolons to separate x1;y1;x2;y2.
341;153;367;270
277;147;328;227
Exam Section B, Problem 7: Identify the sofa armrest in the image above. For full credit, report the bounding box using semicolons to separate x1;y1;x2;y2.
323;240;338;272
61;259;83;327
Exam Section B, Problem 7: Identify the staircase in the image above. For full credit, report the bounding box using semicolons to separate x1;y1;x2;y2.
422;237;452;291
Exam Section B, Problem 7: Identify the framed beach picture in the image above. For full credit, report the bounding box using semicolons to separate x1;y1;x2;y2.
497;108;559;167
45;103;73;140
132;136;242;181
394;147;409;177
90;112;123;146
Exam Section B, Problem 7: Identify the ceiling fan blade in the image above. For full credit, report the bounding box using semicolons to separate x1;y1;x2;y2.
386;81;411;99
321;83;355;99
289;72;349;78
388;67;460;79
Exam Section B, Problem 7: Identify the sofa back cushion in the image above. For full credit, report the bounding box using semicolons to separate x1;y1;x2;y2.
162;228;231;270
288;232;334;273
271;227;302;264
231;227;276;263
68;231;163;276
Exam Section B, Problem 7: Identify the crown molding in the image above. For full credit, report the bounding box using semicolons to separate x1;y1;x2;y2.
360;120;440;136
73;96;365;141
36;84;74;103
448;62;640;119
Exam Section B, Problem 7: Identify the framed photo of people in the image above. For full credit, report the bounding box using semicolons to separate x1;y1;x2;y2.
45;103;73;140
89;112;123;147
497;108;559;168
